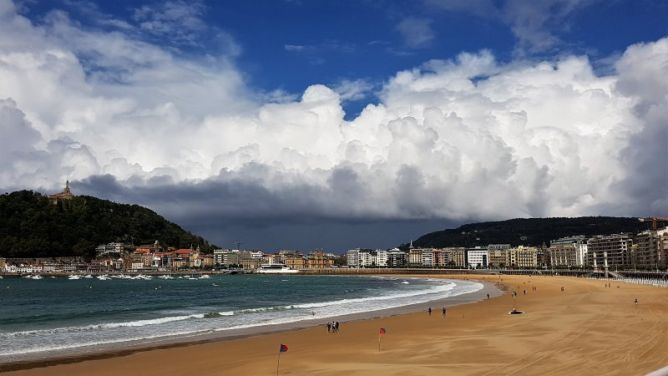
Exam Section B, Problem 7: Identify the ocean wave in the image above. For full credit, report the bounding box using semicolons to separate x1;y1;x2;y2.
0;278;484;357
0;310;242;339
291;281;456;309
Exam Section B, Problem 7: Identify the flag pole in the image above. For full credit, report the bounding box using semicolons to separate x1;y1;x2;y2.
276;351;281;376
378;328;385;352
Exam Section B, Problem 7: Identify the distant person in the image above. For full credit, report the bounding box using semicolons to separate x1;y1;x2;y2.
486;293;490;299
523;290;526;295
442;306;447;317
326;322;331;333
428;307;432;316
335;321;340;333
635;298;638;305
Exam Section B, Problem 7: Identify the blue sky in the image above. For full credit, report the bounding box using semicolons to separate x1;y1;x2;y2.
2;0;668;250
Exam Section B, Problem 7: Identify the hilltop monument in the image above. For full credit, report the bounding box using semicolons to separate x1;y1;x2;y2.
49;180;74;204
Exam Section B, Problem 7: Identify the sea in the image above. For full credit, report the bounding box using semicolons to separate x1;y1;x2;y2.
0;275;483;361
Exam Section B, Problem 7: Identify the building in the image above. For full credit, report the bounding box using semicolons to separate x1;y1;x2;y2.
307;251;334;269
238;251;261;270
375;249;389;267
48;180;74;204
487;249;508;268
131;248;154;268
466;247;489;268
508;246;539;268
419;248;435;267
171;249;194;269
213;249;226;265
408;248;422;266
549;236;588;268
358;250;374;267
433;249;447;267
443;247;466;267
587;234;633;269
386;249;407;267
95;242;130;257
485;245;510;268
200;254;214;268
137;240;164;254
634;229;668;270
537;248;550;268
346;249;360;267
213;249;242;267
284;254;306;270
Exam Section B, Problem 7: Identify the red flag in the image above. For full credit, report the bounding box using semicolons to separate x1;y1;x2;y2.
279;344;288;353
379;328;386;336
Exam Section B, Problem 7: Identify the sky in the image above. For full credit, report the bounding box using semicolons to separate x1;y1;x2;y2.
0;0;667;252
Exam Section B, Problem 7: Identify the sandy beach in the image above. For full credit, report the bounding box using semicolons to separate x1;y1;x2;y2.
4;274;668;376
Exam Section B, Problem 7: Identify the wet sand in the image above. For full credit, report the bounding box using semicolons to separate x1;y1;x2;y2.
4;275;668;376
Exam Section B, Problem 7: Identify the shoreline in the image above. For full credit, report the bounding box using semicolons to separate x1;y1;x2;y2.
0;276;503;372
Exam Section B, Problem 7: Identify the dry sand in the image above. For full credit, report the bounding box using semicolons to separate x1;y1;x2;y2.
4;274;668;376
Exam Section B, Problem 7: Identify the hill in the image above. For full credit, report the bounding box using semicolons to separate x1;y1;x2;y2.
410;217;664;249
0;190;215;259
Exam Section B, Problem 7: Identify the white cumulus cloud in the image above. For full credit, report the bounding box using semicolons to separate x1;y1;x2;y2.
0;0;666;227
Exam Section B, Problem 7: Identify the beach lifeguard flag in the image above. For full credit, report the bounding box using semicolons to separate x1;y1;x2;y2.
378;328;386;352
277;344;288;376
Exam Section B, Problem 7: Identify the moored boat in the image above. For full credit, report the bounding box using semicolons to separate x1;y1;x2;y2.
256;264;299;274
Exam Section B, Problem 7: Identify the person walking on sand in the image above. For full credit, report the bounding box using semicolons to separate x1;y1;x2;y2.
442;306;447;318
486;293;490;300
635;298;638;305
335;321;340;333
327;322;331;333
428;307;432;316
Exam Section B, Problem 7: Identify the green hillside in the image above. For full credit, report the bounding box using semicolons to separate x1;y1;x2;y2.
411;217;663;248
0;190;215;258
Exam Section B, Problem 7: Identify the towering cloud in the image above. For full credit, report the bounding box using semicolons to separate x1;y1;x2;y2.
0;0;666;244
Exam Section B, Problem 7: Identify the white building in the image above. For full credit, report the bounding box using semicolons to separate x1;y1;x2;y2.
466;247;489;268
359;251;374;267
346;249;360;267
375;249;388;267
